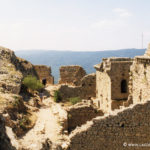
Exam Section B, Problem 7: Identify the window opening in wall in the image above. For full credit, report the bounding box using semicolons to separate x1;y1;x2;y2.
121;80;127;93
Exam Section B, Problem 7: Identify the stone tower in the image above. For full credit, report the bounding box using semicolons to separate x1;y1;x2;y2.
94;57;133;112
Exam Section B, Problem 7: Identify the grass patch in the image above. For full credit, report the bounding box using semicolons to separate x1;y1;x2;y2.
69;97;81;105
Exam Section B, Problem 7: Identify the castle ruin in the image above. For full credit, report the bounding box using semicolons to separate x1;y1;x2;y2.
2;44;150;150
94;57;133;112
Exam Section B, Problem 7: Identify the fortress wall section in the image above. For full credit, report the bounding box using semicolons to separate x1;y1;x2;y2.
130;57;150;104
34;65;54;85
110;61;132;100
58;73;96;100
67;102;103;132
59;66;86;86
67;101;150;150
95;70;111;111
94;58;133;112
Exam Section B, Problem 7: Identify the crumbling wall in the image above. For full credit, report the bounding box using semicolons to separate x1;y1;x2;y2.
59;66;86;86
130;56;150;104
110;61;132;100
67;101;150;150
58;73;96;100
95;70;111;111
34;65;54;85
81;73;96;99
94;58;133;112
67;101;103;132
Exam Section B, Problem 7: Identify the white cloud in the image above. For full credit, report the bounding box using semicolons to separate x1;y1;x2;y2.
91;19;127;31
113;8;132;17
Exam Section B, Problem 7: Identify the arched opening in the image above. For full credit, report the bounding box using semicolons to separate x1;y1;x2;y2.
42;78;47;86
121;80;127;93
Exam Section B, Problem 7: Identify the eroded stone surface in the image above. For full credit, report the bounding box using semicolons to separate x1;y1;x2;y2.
59;65;86;86
94;57;133;112
34;65;54;85
67;101;103;132
0;114;16;150
66;101;150;150
58;73;96;100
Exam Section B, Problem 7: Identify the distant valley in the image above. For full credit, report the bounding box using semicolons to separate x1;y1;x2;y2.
15;49;146;83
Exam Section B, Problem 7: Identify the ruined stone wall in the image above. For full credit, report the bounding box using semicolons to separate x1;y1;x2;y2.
130;56;150;104
94;58;133;112
58;73;96;100
95;70;111;112
34;65;54;85
67;101;150;150
67;101;103;132
81;73;96;99
110;61;132;100
59;66;86;86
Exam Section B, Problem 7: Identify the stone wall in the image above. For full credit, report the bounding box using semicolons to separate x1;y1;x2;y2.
67;101;150;150
130;56;150;104
34;65;54;85
110;61;132;100
94;58;133;112
58;73;96;100
67;101;103;132
59;66;86;86
95;70;111;111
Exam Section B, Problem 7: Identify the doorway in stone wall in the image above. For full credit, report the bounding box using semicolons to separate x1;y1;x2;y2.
121;79;127;93
42;78;47;86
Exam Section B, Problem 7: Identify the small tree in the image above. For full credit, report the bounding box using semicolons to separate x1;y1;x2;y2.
54;90;62;102
22;75;44;91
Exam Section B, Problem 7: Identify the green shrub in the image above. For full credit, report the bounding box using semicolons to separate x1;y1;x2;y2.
19;115;31;130
69;97;81;105
22;75;44;91
54;90;62;102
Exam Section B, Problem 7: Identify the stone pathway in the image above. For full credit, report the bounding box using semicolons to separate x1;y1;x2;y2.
6;97;64;150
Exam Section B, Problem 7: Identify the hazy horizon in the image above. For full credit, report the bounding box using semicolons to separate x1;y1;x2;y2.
14;48;146;52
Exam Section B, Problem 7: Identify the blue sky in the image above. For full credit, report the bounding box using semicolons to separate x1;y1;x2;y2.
0;0;150;51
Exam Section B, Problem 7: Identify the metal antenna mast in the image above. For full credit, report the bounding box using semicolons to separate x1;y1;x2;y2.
142;32;144;49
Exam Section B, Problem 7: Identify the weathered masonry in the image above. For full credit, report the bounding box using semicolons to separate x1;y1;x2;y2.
94;57;133;112
34;65;54;85
59;65;86;86
129;43;150;104
67;101;150;150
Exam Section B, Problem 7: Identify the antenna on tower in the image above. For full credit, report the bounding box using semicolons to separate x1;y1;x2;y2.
142;32;144;49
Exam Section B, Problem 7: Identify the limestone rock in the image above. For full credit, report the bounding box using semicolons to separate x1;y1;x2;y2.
0;114;16;150
0;59;22;94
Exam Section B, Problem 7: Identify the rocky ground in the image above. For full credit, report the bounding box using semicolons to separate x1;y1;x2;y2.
6;87;69;150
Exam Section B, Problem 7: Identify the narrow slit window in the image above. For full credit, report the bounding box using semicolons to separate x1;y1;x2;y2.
121;80;127;93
